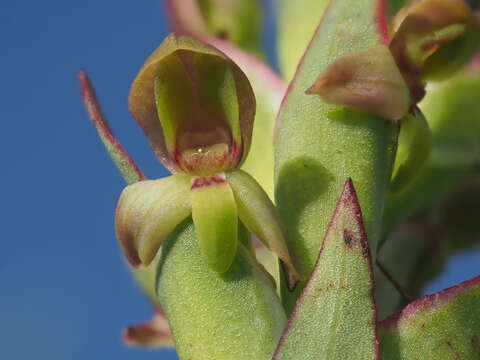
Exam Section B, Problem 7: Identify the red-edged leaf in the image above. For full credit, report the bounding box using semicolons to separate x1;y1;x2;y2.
273;179;379;360
379;275;480;359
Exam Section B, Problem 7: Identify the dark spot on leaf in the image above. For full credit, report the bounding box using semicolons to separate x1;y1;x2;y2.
446;340;460;359
471;336;480;352
343;230;354;247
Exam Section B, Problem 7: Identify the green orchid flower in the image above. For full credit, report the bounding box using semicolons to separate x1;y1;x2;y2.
115;34;301;283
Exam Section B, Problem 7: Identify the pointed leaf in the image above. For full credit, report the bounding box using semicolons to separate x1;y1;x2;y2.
306;45;410;121
78;70;144;184
123;308;174;348
275;0;396;313
157;218;287;360
129;34;255;173
273;179;379;360
115;174;192;267
226;169;302;288
191;173;238;273
379;275;480;359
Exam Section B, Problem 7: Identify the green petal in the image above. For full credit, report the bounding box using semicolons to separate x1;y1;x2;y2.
115;174;192;267
379;276;480;359
306;45;410;122
226;169;302;288
78;70;145;185
390;107;431;193
191;173;238;273
129;34;255;173
273;179;379;360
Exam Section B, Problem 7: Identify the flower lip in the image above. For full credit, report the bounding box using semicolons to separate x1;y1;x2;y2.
129;34;255;175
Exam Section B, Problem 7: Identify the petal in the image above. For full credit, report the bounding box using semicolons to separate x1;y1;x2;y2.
123;308;174;348
226;169;302;288
115;174;192;267
206;38;288;200
390;107;431;193
190;173;238;273
273;179;379;360
78;70;144;184
129;34;255;173
306;45;410;122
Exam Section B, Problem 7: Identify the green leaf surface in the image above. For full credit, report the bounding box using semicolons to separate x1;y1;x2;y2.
379;275;480;359
226;169;301;287
157;219;287;360
115;174;192;267
275;0;330;81
273;179;379;360
78;70;145;185
191;173;238;273
274;0;396;313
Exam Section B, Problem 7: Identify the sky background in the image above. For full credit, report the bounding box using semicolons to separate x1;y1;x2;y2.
0;1;479;359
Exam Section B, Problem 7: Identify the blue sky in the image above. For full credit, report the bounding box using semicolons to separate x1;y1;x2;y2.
0;1;478;359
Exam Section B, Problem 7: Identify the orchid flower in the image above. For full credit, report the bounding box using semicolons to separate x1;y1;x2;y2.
110;34;301;283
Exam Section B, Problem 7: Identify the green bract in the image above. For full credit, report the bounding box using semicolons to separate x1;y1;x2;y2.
116;34;300;279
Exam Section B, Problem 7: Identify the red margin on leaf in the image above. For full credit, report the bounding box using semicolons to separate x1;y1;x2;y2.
273;179;380;359
381;274;480;329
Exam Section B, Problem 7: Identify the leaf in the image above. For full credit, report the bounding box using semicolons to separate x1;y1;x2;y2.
191;173;238;273
78;70;145;185
274;0;397;313
379;275;480;359
129;34;255;173
226;169;302;288
115;174;192;267
123;308;174;348
157;218;287;360
273;179;379;360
